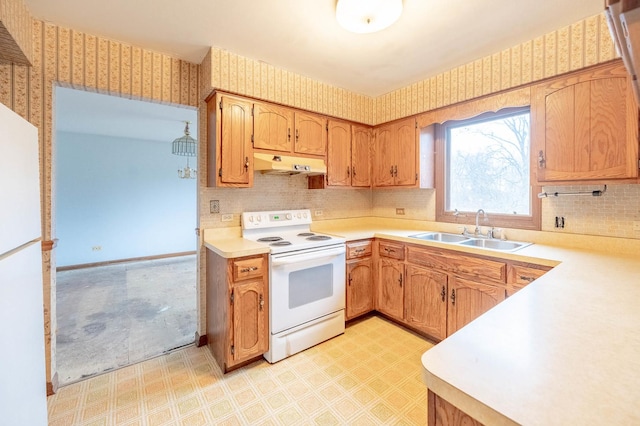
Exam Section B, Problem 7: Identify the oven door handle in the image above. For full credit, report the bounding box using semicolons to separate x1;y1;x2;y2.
271;246;346;266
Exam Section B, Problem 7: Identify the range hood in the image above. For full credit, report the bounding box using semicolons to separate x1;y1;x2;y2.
253;153;327;175
606;0;640;102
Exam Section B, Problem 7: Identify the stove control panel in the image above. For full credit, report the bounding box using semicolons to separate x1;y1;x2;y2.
242;209;312;229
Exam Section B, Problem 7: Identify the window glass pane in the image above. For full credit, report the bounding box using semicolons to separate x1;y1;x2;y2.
446;111;530;215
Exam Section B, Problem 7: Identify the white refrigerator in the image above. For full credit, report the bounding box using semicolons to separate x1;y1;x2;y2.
0;102;48;425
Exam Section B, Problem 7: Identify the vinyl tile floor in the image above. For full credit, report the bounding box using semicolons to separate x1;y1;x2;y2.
56;255;197;385
47;315;434;425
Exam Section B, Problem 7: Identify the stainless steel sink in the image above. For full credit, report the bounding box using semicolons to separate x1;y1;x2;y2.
409;232;471;243
459;238;531;252
408;232;532;252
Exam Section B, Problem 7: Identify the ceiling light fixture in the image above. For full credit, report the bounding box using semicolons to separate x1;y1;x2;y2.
336;0;403;34
172;121;197;179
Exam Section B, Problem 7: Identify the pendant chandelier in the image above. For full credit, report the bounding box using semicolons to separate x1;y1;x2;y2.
172;121;197;179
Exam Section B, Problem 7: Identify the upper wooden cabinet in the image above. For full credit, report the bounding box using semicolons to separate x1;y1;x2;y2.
352;125;372;187
326;120;371;187
207;94;253;187
253;101;326;157
295;112;326;156
373;117;417;187
253;102;294;153
532;61;639;183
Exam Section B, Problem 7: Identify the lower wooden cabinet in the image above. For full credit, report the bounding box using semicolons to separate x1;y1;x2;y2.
405;265;448;340
206;250;269;372
447;275;506;336
429;390;484;426
346;258;374;319
346;239;374;320
378;257;405;320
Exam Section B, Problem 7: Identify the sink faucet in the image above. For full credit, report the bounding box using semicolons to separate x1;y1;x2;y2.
475;209;486;236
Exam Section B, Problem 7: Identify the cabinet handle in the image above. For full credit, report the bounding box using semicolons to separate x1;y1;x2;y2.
389;166;394;177
348;273;352;286
347;166;350;177
384;247;395;253
240;266;259;273
244;156;249;171
441;285;446;302
352;166;356;176
538;150;546;168
393;165;398;177
259;294;264;311
399;273;403;287
519;275;535;283
451;289;456;305
288;128;291;141
296;128;299;142
354;248;366;253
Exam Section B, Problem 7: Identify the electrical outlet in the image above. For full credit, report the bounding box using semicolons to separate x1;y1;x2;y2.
210;200;220;214
315;210;323;217
396;208;405;215
221;214;233;222
92;246;102;251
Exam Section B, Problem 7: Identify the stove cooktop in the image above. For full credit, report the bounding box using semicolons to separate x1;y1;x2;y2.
241;210;345;254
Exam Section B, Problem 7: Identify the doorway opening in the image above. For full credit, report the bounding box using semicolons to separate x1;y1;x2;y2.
53;87;198;385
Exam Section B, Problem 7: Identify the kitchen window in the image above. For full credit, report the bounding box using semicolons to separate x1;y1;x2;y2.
435;107;541;230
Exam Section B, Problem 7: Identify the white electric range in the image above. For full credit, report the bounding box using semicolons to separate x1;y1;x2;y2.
241;209;346;363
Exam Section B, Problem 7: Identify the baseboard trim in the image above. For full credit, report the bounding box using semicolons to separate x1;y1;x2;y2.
46;372;59;396
195;331;208;347
57;251;197;271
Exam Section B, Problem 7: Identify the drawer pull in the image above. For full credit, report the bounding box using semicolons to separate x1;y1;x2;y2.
519;275;535;283
384;247;395;253
354;248;366;253
240;266;259;273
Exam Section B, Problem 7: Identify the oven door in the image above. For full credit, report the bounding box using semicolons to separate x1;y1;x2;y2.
269;244;346;335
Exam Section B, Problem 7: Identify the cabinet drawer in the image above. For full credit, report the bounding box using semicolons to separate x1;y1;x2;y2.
347;240;373;259
378;241;404;260
407;246;505;282
507;264;550;285
232;257;265;281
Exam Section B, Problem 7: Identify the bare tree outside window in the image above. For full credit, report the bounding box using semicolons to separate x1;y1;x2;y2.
446;110;531;215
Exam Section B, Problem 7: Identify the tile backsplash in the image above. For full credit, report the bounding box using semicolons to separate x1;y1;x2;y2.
541;184;640;239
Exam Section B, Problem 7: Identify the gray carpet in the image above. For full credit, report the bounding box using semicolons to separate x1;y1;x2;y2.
55;255;197;385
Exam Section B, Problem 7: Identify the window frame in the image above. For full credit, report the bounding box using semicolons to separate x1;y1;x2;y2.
435;107;541;231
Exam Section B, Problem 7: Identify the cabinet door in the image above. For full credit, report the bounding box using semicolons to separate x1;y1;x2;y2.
327;119;352;186
447;276;505;336
295;112;326;156
394;118;417;186
373;124;395;187
232;279;268;363
433;394;483;426
534;64;638;182
351;125;371;187
378;258;404;320
253;102;293;152
405;265;448;341
216;96;253;186
346;258;374;320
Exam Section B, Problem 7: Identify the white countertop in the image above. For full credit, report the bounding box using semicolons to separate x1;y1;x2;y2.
203;217;640;425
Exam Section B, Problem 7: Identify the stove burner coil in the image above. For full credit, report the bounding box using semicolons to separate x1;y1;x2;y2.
306;235;332;241
297;232;315;237
257;236;283;242
270;241;292;246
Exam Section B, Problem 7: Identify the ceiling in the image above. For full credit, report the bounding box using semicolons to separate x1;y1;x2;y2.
25;0;603;97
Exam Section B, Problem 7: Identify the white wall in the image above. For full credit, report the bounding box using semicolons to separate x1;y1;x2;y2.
55;131;197;267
